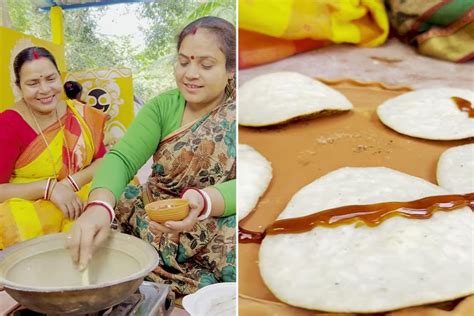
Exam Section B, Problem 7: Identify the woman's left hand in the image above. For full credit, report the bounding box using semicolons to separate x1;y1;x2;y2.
149;190;205;234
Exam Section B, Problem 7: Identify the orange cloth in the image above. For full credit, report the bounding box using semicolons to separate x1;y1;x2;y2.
239;30;330;69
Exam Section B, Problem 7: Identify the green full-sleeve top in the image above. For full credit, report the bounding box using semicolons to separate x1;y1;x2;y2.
91;89;236;216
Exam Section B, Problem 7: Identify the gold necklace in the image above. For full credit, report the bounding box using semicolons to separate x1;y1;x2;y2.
25;101;72;177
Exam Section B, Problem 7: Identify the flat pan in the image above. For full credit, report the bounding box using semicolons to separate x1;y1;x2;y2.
238;80;473;315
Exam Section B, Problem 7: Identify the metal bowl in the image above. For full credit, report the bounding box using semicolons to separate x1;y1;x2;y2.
0;232;159;315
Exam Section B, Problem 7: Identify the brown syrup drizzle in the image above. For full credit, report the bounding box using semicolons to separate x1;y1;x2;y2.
239;193;474;244
452;96;474;117
239;226;266;244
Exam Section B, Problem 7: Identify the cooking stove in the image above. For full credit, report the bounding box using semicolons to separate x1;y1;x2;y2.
6;282;174;316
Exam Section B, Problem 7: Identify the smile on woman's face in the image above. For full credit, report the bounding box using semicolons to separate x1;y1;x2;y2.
175;28;234;108
19;57;62;115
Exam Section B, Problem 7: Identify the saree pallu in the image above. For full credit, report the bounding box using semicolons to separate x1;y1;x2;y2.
115;96;236;295
0;100;106;249
239;0;389;68
386;0;474;62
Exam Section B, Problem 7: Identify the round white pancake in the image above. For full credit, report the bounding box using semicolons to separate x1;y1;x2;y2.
259;167;473;313
238;144;272;220
377;88;474;140
239;72;353;127
437;144;474;194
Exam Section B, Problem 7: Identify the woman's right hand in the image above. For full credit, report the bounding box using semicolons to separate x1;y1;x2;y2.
49;182;83;219
65;205;111;270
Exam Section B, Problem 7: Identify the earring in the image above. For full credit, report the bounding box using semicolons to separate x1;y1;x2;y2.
225;76;236;98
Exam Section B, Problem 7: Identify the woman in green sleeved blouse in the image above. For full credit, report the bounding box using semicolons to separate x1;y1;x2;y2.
66;16;236;295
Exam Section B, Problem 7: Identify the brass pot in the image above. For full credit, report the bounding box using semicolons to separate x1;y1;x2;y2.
0;232;159;315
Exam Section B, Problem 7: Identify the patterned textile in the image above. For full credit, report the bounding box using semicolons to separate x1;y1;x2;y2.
0;101;106;249
115;94;236;295
386;0;474;62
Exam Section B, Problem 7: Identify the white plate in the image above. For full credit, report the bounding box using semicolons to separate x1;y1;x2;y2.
182;282;236;316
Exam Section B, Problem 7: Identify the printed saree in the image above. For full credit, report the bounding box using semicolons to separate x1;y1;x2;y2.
115;94;236;296
0;100;106;249
386;0;474;62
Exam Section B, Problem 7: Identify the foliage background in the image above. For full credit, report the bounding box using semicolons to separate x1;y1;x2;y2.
6;0;235;103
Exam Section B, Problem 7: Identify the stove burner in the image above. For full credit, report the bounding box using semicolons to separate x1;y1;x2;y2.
8;282;174;316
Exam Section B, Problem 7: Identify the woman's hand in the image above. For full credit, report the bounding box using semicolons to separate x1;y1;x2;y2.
59;177;79;192
65;205;111;270
49;182;82;219
149;190;205;234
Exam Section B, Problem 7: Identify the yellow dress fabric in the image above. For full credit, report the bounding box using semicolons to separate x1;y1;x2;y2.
239;0;389;47
0;101;105;249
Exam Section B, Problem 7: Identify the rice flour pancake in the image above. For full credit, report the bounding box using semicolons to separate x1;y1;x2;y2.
238;144;272;220
259;167;473;313
437;144;474;194
377;88;474;140
239;72;353;127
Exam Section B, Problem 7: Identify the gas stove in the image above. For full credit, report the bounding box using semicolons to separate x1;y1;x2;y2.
6;282;174;316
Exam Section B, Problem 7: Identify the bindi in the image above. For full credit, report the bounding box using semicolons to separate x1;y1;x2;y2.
190;55;195;60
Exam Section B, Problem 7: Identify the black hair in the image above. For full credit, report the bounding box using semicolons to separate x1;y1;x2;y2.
64;81;83;100
177;16;236;72
13;46;60;87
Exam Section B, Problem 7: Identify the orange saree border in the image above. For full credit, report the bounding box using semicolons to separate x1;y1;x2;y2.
14;101;106;176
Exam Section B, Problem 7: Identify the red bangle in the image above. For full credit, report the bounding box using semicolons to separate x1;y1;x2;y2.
83;201;115;223
66;175;80;192
48;179;58;200
44;178;52;200
180;187;207;217
44;178;57;200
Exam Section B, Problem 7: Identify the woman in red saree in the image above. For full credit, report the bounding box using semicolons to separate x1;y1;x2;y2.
0;47;107;249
